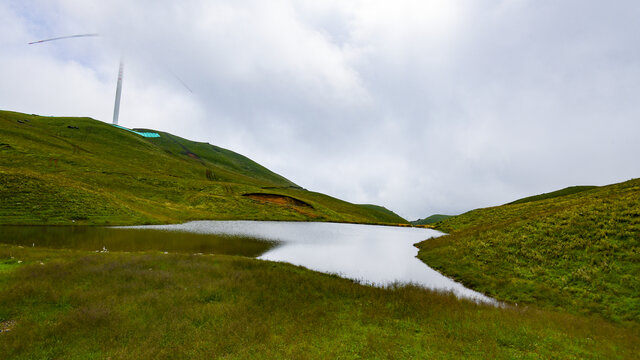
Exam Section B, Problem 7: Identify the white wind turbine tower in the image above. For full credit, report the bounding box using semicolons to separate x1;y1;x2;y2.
112;58;124;125
29;33;126;125
29;34;190;135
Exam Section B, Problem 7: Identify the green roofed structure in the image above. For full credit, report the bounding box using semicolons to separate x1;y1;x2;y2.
111;124;160;138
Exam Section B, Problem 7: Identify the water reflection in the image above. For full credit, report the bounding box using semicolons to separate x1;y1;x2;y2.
132;221;495;303
0;225;275;257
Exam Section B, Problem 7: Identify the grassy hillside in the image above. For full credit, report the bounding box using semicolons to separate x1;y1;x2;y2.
416;179;640;323
1;244;638;359
411;214;453;225
0;110;406;225
357;204;407;223
507;185;598;205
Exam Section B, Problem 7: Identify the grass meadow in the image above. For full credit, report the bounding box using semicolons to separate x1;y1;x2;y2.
1;244;638;359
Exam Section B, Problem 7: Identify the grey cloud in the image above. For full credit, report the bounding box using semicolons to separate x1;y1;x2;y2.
2;0;639;220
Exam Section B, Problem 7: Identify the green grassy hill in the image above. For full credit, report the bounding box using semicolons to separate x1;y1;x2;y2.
411;214;453;225
507;185;598;205
357;204;407;223
0;110;406;225
416;178;640;323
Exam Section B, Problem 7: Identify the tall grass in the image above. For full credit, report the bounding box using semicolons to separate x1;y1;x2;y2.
1;245;638;359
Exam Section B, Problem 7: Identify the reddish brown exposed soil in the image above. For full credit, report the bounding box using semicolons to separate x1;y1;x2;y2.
243;193;313;208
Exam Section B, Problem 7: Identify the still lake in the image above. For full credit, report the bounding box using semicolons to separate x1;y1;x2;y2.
1;221;494;303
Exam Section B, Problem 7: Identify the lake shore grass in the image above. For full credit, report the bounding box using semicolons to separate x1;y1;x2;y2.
1;244;638;359
416;178;640;324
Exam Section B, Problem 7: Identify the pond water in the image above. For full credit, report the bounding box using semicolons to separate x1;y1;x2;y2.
127;221;495;303
1;221;494;303
0;225;275;257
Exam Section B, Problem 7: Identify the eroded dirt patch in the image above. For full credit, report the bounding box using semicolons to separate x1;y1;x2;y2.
243;193;313;208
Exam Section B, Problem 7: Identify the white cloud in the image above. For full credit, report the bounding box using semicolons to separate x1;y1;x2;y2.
2;0;640;219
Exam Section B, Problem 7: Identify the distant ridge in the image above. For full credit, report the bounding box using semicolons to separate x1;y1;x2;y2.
411;214;452;225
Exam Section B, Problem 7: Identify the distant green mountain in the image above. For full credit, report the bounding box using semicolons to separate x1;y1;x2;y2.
0;110;407;225
358;204;406;223
411;214;452;225
507;185;597;205
416;178;640;323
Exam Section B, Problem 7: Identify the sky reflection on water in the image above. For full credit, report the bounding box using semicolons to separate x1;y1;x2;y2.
132;221;495;304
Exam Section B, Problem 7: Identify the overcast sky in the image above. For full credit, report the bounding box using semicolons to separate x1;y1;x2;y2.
2;0;639;220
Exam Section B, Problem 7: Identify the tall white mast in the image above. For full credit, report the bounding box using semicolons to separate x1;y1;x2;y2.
112;58;124;125
30;34;190;127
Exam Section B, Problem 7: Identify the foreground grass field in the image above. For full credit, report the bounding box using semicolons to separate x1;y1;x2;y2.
0;110;405;225
1;244;638;359
416;178;640;324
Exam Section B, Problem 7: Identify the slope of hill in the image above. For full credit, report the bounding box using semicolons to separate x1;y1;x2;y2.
0;110;407;225
411;214;452;225
357;204;406;224
416;179;640;323
507;185;598;205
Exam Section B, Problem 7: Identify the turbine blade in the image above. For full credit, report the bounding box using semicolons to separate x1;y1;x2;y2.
28;33;99;45
169;69;193;93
